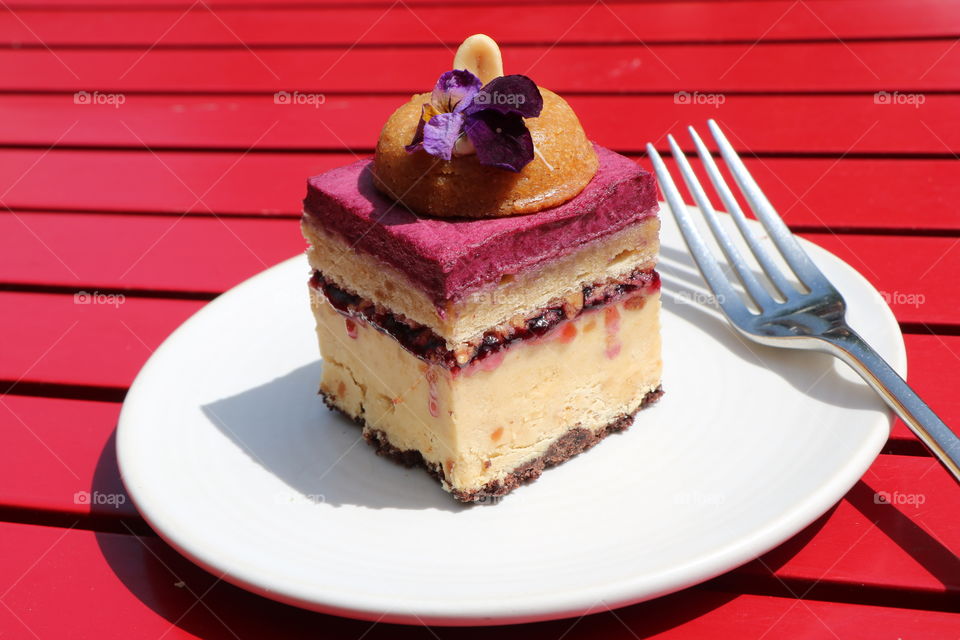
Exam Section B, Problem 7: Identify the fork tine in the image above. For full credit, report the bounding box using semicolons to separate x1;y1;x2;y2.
687;125;796;299
707;120;828;290
646;143;746;317
667;134;774;311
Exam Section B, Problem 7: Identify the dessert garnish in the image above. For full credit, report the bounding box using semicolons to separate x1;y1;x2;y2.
372;33;599;218
405;70;543;172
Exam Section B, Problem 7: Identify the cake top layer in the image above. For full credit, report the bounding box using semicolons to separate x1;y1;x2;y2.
303;145;658;307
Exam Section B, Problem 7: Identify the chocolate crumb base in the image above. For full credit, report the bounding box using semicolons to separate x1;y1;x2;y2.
319;385;664;503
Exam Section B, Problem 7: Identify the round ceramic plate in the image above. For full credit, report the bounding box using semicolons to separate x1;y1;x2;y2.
117;208;904;626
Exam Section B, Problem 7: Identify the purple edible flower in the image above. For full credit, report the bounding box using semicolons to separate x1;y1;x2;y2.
406;70;481;161
464;75;543;119
463;110;534;172
406;70;543;171
432;69;482;113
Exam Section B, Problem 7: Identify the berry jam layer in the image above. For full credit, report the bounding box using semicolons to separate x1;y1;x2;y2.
302;214;660;348
310;266;660;370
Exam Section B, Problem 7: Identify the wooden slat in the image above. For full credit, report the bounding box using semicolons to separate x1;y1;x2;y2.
0;292;203;390
799;232;960;327
735;454;960;604
0;0;894;7
2;1;958;47
0;212;302;294
1;519;956;639
0;428;956;616
0;149;331;216
662;155;960;233
894;335;960;444
3;93;960;155
2;150;959;233
0;396;135;519
1;41;959;93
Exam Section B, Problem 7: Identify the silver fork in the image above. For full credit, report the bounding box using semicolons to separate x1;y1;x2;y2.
647;120;960;483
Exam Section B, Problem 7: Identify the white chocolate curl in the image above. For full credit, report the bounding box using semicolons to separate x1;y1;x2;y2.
453;34;504;85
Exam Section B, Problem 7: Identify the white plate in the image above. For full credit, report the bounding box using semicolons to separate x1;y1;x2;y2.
117;208;904;626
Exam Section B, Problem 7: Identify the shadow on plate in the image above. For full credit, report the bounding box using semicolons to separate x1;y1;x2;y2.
201;362;465;512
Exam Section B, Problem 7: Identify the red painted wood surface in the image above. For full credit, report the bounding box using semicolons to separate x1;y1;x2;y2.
0;212;302;293
2;41;960;93
1;1;959;46
734;454;960;602
3;1;960;637
2;94;959;156
0;520;955;640
0;396;135;519
2;151;960;234
1;214;958;328
0;291;203;389
2;387;956;605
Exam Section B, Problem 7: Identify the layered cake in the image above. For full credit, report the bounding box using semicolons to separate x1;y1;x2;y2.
302;35;662;502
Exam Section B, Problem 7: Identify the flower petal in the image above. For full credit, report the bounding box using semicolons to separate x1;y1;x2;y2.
431;69;482;113
463;110;534;172
422;111;465;161
404;104;430;153
466;75;543;118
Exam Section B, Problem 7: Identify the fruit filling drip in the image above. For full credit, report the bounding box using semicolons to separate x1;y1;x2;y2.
310;268;660;370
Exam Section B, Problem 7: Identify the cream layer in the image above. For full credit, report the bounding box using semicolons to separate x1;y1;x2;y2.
313;287;662;497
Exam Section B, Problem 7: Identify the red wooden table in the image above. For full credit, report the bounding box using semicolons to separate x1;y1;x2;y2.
1;1;958;637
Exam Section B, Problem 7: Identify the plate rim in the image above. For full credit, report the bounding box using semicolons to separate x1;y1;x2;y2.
116;211;905;626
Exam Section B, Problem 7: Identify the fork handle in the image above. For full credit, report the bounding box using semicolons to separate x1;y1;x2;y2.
822;329;960;484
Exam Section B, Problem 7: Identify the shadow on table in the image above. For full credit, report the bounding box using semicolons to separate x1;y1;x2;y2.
844;478;960;592
715;478;960;609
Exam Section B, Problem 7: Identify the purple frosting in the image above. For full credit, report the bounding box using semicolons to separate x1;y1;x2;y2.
302;145;659;306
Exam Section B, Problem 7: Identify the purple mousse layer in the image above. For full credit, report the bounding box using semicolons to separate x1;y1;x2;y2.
302;145;658;305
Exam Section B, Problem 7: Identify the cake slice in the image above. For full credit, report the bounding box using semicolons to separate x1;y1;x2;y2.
303;145;661;501
301;35;662;502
